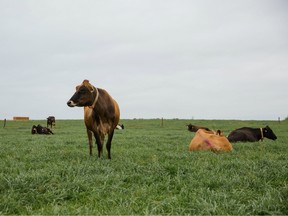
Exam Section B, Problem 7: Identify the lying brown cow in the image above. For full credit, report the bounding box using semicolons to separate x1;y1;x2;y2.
189;129;232;152
67;80;120;159
187;123;211;132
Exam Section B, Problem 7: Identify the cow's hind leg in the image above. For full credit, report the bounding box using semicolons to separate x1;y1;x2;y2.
94;133;103;159
106;130;115;159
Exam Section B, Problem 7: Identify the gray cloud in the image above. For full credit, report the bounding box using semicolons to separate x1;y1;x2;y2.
1;0;287;120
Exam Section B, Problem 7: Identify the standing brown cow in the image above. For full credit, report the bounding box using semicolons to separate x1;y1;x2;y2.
67;80;120;159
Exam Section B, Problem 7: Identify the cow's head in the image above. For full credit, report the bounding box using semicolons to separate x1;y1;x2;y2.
31;125;37;134
47;116;55;121
67;80;97;107
187;124;197;132
263;125;277;140
216;130;225;136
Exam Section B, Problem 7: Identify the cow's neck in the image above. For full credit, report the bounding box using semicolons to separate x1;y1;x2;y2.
260;128;264;141
91;87;99;109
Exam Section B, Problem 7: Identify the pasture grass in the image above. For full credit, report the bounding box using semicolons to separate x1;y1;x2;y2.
0;119;287;215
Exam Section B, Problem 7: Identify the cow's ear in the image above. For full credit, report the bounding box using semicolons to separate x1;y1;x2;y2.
216;130;223;136
83;79;90;84
76;85;80;90
89;86;95;93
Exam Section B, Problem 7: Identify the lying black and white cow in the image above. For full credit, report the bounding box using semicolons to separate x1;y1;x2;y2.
116;124;124;130
227;125;277;142
31;124;54;135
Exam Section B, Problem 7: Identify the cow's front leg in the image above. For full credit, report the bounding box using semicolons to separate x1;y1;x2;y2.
87;129;93;156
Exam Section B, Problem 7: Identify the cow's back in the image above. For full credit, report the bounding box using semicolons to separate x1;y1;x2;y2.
212;136;233;151
84;89;120;134
189;129;232;152
112;99;120;129
228;128;257;142
189;131;206;151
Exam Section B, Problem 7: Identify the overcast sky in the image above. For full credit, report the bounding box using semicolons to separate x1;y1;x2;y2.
1;0;287;120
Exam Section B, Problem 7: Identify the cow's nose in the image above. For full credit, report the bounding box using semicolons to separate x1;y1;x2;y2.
67;100;77;107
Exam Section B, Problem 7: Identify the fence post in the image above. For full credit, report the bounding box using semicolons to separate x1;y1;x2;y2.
3;118;6;128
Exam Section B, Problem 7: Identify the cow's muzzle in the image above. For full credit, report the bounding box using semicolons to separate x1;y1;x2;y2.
67;100;76;107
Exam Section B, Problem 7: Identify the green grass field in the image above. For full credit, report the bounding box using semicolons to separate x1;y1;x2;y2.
0;119;287;215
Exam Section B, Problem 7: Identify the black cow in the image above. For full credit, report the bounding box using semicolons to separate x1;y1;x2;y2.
187;123;211;132
47;116;55;128
31;124;54;135
227;126;277;142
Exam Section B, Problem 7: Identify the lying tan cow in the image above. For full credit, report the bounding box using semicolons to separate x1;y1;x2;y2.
189;129;233;152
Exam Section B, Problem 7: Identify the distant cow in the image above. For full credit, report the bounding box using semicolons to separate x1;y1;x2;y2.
116;124;124;130
67;80;120;159
31;124;54;135
227;126;277;143
189;129;233;152
187;123;211;132
47;116;55;128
